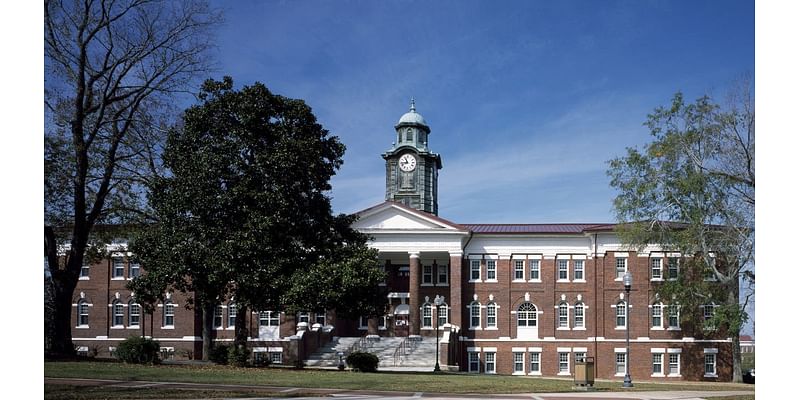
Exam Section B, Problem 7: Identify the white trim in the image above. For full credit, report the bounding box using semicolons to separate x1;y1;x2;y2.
483;347;497;352
614;347;627;353
527;347;542;352
614;252;629;257
573;347;588;352
651;348;666;353
556;347;571;352
704;348;719;354
467;347;481;352
667;348;683;353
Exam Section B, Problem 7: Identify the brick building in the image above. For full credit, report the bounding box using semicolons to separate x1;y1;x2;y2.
70;101;733;381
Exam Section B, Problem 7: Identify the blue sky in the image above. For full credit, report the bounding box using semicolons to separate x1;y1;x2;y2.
208;0;754;224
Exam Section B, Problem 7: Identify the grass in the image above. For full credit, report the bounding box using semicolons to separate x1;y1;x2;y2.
45;384;317;400
45;361;755;395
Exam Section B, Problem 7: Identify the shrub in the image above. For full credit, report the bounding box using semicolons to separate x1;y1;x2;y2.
209;344;230;365
115;336;161;364
346;351;379;372
227;345;249;367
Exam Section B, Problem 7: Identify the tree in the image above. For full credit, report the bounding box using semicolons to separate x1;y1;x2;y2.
607;83;754;382
129;77;385;359
44;0;220;357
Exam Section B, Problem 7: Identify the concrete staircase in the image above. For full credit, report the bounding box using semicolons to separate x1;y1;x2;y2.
304;336;437;370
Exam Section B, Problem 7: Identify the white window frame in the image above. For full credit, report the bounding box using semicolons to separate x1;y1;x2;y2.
652;352;664;376
470;260;481;282
112;301;124;328
422;265;433;285
214;305;224;329
704;348;718;377
667;257;679;280
517;302;537;327
615;301;627;329
468;351;480;373
437;303;448;327
484;351;496;374
228;303;237;329
469;301;481;330
615;352;627;376
486;260;497;281
422;302;433;328
315;310;326;326
574;302;585;329
651;302;663;329
163;301;175;328
128;262;141;279
558;352;570;375
529;351;541;375
270;351;283;364
486;302;497;329
651;258;663;281
557;259;569;282
557;302;569;329
112;257;125;280
529;259;541;281
513;352;525;375
513;260;525;281
358;315;369;330
437;264;448;285
128;302;140;328
668;352;681;376
573;259;585;281
667;305;681;330
77;300;89;327
703;304;716;330
79;262;90;280
615;257;627;280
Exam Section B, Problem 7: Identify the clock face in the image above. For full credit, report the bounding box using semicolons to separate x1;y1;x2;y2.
398;154;417;172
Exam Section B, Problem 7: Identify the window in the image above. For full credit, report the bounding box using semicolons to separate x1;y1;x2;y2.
297;311;310;324
668;353;681;375
557;259;568;281
486;260;496;280
514;260;525;280
228;303;237;327
129;262;140;278
163;301;174;327
406;128;412;141
517;303;537;327
486;302;497;328
574;352;586;363
616;301;627;328
259;311;279;327
668;305;680;329
704;350;718;376
668;257;679;280
358;315;369;329
214;305;224;328
615;257;627;279
652;353;663;375
574;302;585;328
470;260;481;281
437;303;448;327
470;301;481;328
574;260;584;280
529;259;540;280
422;303;432;328
485;352;496;374
558;352;569;374
529;352;541;373
270;351;283;364
651;258;662;280
112;301;124;327
557;302;569;328
315;310;325;325
615;353;627;375
651;303;663;328
129;302;140;327
80;262;90;279
513;352;524;374
437;264;448;284
468;352;480;372
378;315;387;329
77;300;89;326
422;265;433;284
112;257;125;279
703;304;716;329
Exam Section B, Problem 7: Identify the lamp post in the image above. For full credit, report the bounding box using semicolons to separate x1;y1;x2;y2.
623;271;634;388
433;295;444;372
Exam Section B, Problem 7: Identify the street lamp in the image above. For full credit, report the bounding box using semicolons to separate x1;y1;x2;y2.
433;295;444;372
623;271;634;388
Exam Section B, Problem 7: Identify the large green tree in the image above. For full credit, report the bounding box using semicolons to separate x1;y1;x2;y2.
129;77;385;359
608;84;754;382
44;0;220;357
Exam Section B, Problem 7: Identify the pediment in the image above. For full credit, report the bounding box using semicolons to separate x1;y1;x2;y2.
352;202;464;231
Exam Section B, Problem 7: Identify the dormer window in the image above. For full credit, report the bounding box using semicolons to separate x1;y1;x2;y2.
406;128;413;142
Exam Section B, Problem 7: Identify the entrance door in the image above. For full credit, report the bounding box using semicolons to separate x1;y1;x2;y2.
258;311;280;340
394;315;409;337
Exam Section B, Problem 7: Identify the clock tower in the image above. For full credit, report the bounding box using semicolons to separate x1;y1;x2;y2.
383;100;442;215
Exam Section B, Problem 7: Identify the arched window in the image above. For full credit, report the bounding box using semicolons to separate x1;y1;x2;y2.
163;301;175;327
486;302;497;328
129;301;140;327
574;302;585;328
616;301;627;328
422;302;432;328
437;302;448;327
557;302;569;328
77;299;89;326
406;128;413;142
469;301;481;328
651;302;663;328
112;300;124;327
517;302;537;327
228;303;237;328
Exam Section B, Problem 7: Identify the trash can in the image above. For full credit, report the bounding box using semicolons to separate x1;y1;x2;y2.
574;356;595;387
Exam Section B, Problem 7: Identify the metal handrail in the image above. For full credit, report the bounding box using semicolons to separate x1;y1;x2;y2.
392;337;419;366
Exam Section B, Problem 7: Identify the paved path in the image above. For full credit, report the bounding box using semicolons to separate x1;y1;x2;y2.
45;377;753;400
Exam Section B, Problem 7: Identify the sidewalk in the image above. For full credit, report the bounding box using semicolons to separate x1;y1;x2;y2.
45;377;754;400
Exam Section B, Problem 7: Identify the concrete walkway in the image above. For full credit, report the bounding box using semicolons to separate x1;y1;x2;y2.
45;377;754;400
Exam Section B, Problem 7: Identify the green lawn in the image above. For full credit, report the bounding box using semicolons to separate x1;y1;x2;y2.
45;361;754;395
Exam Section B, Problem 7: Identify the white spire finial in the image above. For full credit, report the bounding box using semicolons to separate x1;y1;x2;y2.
410;98;416;113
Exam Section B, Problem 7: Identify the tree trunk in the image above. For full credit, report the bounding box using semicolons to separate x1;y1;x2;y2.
234;304;248;349
49;276;78;358
201;302;213;361
728;289;743;383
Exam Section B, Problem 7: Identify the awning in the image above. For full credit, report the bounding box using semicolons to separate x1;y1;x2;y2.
393;304;410;315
